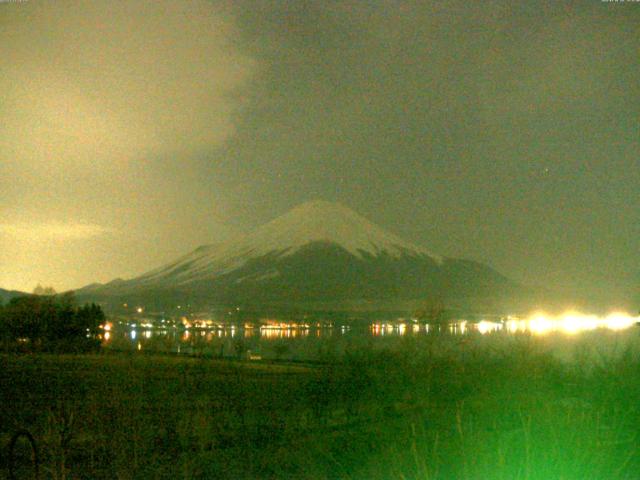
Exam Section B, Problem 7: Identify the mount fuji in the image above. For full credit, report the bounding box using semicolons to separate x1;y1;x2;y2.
77;200;519;311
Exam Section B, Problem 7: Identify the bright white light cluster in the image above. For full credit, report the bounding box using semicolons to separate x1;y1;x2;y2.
477;311;640;335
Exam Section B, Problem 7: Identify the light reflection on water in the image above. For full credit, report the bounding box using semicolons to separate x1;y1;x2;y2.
112;314;639;340
105;312;640;359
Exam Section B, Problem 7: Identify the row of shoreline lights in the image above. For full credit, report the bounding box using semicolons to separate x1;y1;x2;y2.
475;311;639;335
100;311;638;336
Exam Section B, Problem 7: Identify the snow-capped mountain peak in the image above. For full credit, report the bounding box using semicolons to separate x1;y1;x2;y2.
247;200;438;259
76;200;518;310
129;200;442;285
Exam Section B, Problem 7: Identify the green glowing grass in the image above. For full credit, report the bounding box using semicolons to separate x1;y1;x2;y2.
1;338;639;479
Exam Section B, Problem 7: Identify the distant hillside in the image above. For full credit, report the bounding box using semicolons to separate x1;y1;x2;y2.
77;200;526;313
0;288;27;304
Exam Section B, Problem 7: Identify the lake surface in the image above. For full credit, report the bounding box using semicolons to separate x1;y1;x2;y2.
101;312;640;363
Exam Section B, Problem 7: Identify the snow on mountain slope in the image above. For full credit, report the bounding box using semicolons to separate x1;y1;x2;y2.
133;200;442;286
239;200;439;260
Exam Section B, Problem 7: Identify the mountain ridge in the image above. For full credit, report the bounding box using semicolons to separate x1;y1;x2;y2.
0;288;27;304
123;200;442;287
77;200;521;311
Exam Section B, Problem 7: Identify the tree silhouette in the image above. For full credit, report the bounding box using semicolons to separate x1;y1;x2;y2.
414;296;446;323
33;284;57;296
0;292;104;352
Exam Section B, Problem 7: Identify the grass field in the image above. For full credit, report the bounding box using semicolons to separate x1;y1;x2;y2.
1;335;640;479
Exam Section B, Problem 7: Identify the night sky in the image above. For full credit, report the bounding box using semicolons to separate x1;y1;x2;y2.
1;1;638;306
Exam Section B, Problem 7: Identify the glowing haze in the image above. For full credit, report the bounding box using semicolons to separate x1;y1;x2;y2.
0;1;638;308
1;0;251;290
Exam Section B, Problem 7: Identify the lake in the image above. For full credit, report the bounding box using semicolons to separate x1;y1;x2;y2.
101;311;640;363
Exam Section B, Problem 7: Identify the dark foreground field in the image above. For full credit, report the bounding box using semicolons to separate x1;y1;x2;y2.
2;336;640;479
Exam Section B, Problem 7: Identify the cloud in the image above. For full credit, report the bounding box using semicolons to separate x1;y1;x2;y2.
0;222;112;241
0;0;255;173
0;0;253;290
